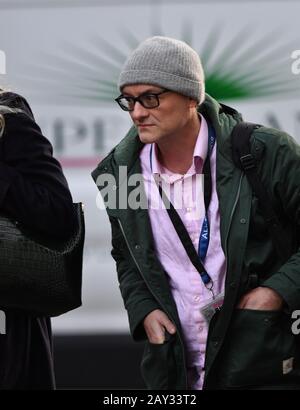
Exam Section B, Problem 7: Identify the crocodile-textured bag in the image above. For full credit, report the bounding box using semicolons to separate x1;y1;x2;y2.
0;202;84;317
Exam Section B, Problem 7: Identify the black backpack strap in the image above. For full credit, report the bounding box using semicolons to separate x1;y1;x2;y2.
231;122;288;260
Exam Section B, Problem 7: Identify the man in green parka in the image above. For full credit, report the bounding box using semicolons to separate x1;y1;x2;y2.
92;36;300;390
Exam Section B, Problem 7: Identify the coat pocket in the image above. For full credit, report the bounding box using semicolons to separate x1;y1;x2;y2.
216;309;300;389
141;334;177;390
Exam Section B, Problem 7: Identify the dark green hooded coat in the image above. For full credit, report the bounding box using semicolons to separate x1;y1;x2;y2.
92;94;300;390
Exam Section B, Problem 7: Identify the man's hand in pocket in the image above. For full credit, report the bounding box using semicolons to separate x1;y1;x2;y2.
143;309;176;344
237;286;284;311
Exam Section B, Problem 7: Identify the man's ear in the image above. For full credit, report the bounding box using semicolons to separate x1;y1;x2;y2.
188;98;198;109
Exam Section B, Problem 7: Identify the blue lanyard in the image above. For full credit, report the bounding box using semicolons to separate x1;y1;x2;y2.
198;123;216;264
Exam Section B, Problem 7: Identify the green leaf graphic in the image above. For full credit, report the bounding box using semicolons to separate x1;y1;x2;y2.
19;24;300;105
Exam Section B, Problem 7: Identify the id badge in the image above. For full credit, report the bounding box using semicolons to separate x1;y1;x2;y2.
200;292;224;325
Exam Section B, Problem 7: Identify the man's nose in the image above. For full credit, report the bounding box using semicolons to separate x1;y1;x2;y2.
131;101;149;122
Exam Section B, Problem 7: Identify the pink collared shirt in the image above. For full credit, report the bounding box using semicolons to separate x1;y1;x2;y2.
140;114;226;389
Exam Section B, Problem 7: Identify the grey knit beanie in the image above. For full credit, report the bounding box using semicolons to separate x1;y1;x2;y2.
118;36;205;104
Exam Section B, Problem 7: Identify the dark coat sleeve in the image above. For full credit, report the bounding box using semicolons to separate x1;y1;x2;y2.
0;92;76;238
109;216;161;341
259;129;300;312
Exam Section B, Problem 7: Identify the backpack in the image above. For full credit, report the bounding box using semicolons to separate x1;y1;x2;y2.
230;122;287;260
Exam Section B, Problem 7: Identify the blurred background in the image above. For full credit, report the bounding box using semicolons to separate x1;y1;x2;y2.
0;0;300;389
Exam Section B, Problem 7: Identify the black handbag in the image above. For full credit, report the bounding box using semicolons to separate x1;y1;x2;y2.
0;202;84;317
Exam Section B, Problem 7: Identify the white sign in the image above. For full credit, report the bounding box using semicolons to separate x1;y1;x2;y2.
0;1;300;334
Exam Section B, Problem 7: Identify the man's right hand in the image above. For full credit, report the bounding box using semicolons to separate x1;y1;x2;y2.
143;309;176;344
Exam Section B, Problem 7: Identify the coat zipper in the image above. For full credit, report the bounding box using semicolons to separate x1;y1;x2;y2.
203;173;244;389
117;218;188;389
225;173;244;257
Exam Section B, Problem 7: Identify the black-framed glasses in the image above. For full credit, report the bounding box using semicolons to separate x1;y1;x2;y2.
115;89;169;111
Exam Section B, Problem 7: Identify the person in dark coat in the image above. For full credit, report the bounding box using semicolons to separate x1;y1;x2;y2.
92;37;300;390
0;90;76;390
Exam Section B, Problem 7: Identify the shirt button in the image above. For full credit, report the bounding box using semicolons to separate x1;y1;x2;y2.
194;296;200;302
240;218;246;224
186;207;192;212
112;185;117;191
135;244;141;250
199;326;203;332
